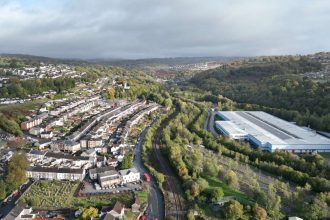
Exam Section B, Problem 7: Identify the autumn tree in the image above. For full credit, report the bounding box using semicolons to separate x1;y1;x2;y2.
120;154;133;169
253;204;267;220
81;207;98;220
225;170;239;189
210;187;224;202
6;153;29;191
203;160;220;177
106;87;115;99
224;200;244;220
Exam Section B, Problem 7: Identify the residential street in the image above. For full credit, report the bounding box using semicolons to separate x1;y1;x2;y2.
0;179;34;218
133;122;165;220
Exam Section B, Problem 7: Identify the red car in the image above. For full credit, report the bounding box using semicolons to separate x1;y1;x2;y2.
143;173;150;182
12;191;19;197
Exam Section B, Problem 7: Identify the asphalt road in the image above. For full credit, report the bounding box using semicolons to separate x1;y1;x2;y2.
0;179;34;218
208;110;220;136
133;121;165;220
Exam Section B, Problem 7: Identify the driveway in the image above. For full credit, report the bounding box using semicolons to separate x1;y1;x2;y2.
208;110;220;136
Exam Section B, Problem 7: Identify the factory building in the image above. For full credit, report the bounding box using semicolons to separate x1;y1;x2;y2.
215;111;330;153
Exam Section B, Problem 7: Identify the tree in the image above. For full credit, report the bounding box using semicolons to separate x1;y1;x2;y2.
224;200;244;220
164;98;173;109
190;182;200;197
186;209;195;220
81;207;98;220
225;170;239;189
265;184;282;219
0;180;6;200
120;154;133;169
303;197;327;220
196;178;209;192
6;153;29;190
203;161;220;177
211;187;224;202
106;87;115;99
253;205;267;220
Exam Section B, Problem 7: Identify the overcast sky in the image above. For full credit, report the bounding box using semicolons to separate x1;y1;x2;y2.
0;0;330;59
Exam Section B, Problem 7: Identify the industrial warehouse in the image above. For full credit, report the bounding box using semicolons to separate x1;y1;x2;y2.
215;111;330;153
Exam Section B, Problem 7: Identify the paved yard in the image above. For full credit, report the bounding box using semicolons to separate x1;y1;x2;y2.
79;179;143;195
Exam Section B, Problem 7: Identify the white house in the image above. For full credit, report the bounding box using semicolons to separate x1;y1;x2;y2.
29;127;44;136
119;168;140;184
105;201;125;220
40;132;53;139
81;148;97;157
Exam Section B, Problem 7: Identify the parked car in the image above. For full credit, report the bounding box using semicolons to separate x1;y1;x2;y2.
94;183;101;190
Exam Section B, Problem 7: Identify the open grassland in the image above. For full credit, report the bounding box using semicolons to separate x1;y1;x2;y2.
204;176;254;205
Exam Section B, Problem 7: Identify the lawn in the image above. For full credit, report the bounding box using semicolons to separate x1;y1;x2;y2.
203;176;254;205
136;190;148;204
319;152;330;159
19;180;134;209
123;210;136;220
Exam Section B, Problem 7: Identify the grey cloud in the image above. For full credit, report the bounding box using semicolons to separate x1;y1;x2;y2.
0;0;330;59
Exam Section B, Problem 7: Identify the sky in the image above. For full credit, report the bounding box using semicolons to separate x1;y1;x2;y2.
0;0;330;59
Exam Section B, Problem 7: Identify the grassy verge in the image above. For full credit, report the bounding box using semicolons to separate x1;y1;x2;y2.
136;190;148;204
204;176;254;205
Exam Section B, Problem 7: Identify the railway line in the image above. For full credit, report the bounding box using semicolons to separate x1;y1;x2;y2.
151;107;186;219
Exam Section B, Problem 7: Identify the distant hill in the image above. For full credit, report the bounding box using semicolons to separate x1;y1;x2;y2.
0;53;244;68
87;56;244;68
190;55;330;131
0;53;87;65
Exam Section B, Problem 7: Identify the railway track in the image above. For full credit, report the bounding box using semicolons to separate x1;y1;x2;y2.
151;107;185;219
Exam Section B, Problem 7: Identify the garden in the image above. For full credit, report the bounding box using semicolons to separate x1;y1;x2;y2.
19;180;134;209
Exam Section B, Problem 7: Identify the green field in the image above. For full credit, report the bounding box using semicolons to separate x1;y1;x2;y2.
136;190;148;204
0;99;46;113
204;176;254;205
19;180;134;209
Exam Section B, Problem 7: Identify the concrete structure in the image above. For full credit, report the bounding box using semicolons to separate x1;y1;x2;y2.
3;204;35;220
50;140;81;153
98;170;121;188
21;117;43;130
29;127;44;136
40;132;53;139
131;197;141;213
215;111;330;152
288;217;303;220
118;168;140;184
26;166;86;181
104;201;125;220
89;166;115;180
